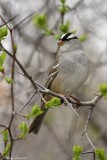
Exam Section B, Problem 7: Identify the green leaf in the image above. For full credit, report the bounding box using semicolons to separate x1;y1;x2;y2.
0;52;6;67
26;105;43;120
33;14;47;30
3;143;11;156
45;97;61;109
58;6;69;14
95;148;107;160
0;27;8;41
0;52;6;73
1;129;9;142
99;83;107;98
58;0;69;14
73;145;83;160
73;145;83;156
79;35;87;42
5;77;13;84
59;20;70;33
18;122;29;139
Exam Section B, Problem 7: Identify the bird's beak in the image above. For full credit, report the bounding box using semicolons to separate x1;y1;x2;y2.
57;40;64;46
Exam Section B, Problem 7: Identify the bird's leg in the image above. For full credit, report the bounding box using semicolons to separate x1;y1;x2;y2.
69;95;80;108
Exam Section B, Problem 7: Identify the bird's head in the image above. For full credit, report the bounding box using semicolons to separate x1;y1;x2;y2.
57;32;78;46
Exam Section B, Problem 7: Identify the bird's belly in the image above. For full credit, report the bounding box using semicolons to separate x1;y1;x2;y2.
60;73;82;94
51;67;88;95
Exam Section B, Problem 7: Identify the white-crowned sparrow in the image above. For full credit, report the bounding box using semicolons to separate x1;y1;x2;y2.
29;32;90;134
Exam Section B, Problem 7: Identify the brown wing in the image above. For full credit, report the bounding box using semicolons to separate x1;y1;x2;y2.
41;59;59;108
45;59;59;89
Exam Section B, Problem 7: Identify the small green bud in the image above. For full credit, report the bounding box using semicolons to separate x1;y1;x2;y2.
18;122;29;139
0;27;8;41
58;6;69;14
14;43;17;52
59;20;70;33
73;145;83;156
33;14;47;30
0;52;6;73
3;143;11;156
79;35;87;42
26;105;43;120
45;97;61;109
5;77;13;84
0;52;6;67
0;66;5;73
2;129;9;142
99;83;107;99
95;148;107;160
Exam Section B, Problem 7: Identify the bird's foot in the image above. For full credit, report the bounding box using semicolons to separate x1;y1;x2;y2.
69;95;80;108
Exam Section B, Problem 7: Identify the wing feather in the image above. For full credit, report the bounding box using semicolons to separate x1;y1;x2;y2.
45;59;59;89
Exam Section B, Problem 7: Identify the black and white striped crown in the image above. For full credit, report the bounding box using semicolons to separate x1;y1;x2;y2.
60;32;78;41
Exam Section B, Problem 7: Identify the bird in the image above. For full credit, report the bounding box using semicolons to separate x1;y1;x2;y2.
29;32;90;134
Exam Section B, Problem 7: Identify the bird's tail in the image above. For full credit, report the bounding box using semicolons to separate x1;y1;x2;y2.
29;108;48;134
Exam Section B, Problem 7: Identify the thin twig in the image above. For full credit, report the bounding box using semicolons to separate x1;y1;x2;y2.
0;124;7;128
82;150;95;154
9;29;16;127
0;44;37;90
81;107;95;149
13;137;20;141
0;15;18;27
9;22;15;160
0;15;15;158
82;151;95;160
79;93;103;106
8;128;13;158
13;12;36;30
16;71;79;116
15;72;103;116
0;15;38;159
63;97;79;117
15;112;26;118
19;91;37;112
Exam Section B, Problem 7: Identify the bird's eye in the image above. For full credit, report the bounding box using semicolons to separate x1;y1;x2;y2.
60;32;78;41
